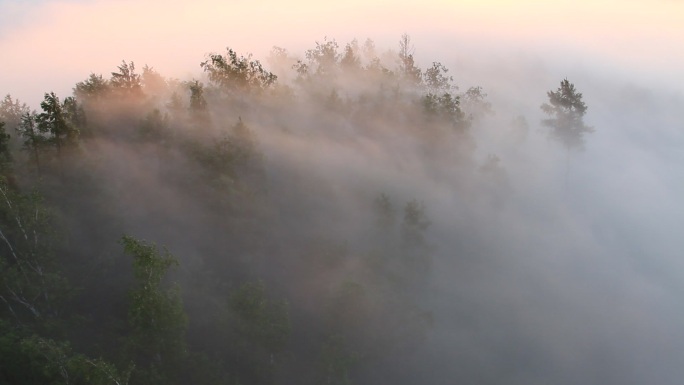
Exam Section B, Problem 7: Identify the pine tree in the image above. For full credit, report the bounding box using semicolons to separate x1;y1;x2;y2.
541;79;593;150
36;92;79;157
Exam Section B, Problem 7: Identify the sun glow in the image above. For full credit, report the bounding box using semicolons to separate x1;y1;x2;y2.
0;0;682;104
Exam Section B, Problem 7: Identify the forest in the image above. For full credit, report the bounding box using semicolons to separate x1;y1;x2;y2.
0;35;594;385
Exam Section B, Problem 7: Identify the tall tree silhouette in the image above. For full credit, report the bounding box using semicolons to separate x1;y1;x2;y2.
541;79;593;150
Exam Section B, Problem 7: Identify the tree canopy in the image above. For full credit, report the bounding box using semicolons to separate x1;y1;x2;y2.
541;78;593;150
0;35;599;385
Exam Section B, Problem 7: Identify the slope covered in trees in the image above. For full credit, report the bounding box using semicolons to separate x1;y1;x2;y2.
0;36;593;385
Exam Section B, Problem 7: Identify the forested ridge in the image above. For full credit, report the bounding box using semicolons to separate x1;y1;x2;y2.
0;35;590;385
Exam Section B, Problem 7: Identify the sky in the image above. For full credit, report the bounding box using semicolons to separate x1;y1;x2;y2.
1;0;683;105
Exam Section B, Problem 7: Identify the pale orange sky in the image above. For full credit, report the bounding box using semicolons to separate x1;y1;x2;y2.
1;0;682;105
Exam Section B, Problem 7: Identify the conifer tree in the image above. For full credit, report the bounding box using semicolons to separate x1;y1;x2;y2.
541;79;593;150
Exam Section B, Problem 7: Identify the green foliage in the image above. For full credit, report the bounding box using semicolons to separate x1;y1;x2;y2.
305;37;340;77
292;59;310;81
201;48;277;93
138;109;169;142
541;78;593;150
189;118;263;198
423;62;454;93
228;281;291;354
219;280;290;385
0;94;30;131
188;80;208;112
166;92;184;113
397;199;432;288
0;122;12;175
111;61;143;96
462;86;494;119
422;92;470;131
36;92;79;155
120;236;187;383
141;65;167;96
0;36;483;385
356;195;435;358
0;180;68;323
361;38;377;63
74;73;110;101
16;112;46;173
62;97;87;136
0;320;131;385
340;40;361;72
364;57;393;79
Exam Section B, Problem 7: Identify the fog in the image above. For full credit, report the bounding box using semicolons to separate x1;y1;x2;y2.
1;1;683;384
